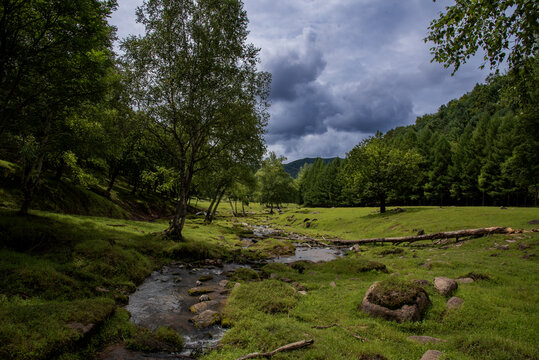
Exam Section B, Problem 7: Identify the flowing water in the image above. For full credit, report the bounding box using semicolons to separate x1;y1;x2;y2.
125;263;243;358
117;225;345;358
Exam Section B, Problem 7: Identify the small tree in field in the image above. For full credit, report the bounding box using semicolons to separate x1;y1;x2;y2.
257;153;296;213
344;133;422;213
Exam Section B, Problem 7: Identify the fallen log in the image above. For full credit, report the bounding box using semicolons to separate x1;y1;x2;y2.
236;339;314;360
329;227;515;245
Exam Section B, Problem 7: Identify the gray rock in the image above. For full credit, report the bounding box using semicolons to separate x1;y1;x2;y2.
233;282;241;289
434;277;458;296
350;244;362;252
446;296;464;309
218;279;229;287
298;290;308;296
456;277;474;284
361;282;431;322
189;300;218;313
408;336;447;344
421;350;443;360
189;310;220;328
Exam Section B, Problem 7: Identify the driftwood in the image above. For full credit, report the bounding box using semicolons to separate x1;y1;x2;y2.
329;227;515;245
236;339;314;360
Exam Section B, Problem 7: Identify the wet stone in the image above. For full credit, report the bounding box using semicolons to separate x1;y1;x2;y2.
190;310;221;328
188;287;214;296
199;294;210;302
190;301;218;314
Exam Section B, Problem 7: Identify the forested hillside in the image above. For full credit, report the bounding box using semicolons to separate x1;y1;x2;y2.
297;71;538;209
283;157;338;178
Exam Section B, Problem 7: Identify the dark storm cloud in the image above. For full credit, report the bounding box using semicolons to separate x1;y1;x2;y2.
267;30;326;101
327;84;414;134
111;0;492;161
268;83;338;139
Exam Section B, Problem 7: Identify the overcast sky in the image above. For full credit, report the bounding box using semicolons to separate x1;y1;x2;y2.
110;0;490;162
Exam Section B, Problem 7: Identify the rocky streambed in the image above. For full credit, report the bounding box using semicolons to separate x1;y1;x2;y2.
113;225;345;358
124;262;242;357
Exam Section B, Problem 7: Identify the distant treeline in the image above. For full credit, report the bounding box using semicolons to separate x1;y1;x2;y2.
297;74;538;208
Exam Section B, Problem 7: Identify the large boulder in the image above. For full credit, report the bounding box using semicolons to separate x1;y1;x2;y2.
361;280;431;322
434;277;458;296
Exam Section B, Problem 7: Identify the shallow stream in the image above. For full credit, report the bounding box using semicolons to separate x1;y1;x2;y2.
122;225;345;358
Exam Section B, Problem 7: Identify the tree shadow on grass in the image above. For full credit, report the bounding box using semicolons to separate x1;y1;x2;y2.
360;207;427;219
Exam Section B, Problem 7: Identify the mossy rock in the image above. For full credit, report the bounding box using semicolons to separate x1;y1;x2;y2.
368;278;426;310
198;275;214;282
126;326;183;352
361;278;431;322
188;287;214;296
461;271;490;281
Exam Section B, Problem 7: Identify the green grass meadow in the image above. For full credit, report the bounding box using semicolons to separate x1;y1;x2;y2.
0;203;537;359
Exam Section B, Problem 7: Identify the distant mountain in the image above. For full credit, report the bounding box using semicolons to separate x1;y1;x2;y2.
284;157;340;178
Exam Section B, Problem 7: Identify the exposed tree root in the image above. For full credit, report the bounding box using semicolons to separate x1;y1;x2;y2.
236;339;314;360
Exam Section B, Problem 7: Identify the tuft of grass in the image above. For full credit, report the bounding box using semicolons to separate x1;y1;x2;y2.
225;280;298;316
318;255;388;274
229;267;260;282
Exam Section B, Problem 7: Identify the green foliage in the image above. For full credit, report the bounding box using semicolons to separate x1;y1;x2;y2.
298;158;345;207
426;0;538;72
256;153;297;211
344;133;422;212
122;0;269;237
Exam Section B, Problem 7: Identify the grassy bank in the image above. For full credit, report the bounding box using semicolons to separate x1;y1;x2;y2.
0;207;255;360
207;206;539;360
266;206;539;239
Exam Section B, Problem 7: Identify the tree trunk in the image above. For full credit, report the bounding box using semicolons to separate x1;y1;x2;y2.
330;227;515;245
270;203;274;214
379;195;386;213
228;198;236;216
106;166;121;196
242;201;246;216
210;190;225;222
19;115;51;215
205;195;218;224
